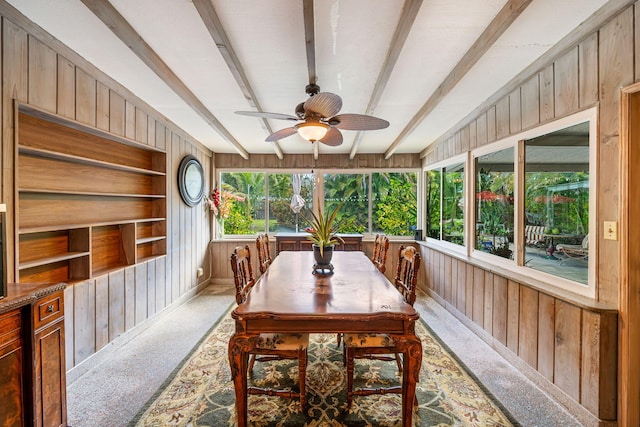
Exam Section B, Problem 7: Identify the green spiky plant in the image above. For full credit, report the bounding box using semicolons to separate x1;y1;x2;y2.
304;200;344;256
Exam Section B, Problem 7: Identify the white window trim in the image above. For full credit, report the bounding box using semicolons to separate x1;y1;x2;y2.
216;168;421;239
468;107;598;299
423;153;468;257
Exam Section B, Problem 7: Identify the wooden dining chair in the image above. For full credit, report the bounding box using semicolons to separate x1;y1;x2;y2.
371;234;390;273
255;233;272;274
336;235;391;347
230;245;309;408
343;244;421;408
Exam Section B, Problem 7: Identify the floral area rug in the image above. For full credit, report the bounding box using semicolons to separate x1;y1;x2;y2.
130;306;517;426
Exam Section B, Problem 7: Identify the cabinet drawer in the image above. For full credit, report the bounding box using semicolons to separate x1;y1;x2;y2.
34;291;64;330
0;310;21;348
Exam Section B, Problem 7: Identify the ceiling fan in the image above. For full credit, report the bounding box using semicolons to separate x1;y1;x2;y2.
235;83;389;146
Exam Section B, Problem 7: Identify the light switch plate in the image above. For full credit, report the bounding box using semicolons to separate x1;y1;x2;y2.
604;221;617;240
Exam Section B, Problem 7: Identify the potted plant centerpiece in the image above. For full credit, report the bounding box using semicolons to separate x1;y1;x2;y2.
304;201;344;274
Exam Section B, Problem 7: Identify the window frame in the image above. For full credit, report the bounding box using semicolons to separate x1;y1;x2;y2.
423;153;469;256
469;108;597;298
216;167;422;239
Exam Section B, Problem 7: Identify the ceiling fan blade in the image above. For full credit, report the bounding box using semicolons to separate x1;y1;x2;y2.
304;92;342;118
330;113;390;130
235;111;299;121
318;127;343;146
266;127;298;142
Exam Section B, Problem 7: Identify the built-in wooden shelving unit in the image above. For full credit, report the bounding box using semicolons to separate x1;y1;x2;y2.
16;105;167;283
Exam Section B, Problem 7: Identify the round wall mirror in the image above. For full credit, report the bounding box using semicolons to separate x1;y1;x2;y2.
178;155;205;206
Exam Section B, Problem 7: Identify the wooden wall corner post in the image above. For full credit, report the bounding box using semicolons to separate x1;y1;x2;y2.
619;82;640;427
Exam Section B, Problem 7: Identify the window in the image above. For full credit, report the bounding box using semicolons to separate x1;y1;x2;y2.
267;173;314;233
442;163;465;245
424;108;596;296
218;170;419;237
219;172;265;235
523;122;590;285
475;148;514;259
424;160;465;247
426;169;441;239
372;172;418;237
323;173;368;233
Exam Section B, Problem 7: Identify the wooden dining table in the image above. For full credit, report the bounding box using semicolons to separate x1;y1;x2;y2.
228;250;422;426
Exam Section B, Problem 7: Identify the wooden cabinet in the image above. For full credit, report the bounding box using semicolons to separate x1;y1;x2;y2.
0;310;26;427
275;233;363;254
16;105;167;283
33;291;66;427
0;283;67;427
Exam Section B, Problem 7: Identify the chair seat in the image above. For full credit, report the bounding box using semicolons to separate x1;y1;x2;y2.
344;333;395;348
256;333;309;350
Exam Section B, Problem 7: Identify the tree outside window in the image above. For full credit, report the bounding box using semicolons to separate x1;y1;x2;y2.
442;163;465;246
372;172;417;236
218;171;419;237
475;147;515;259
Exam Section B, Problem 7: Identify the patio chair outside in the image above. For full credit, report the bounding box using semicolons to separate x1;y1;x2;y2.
557;234;589;264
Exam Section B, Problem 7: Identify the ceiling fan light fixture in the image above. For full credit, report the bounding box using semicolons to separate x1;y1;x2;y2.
296;122;329;142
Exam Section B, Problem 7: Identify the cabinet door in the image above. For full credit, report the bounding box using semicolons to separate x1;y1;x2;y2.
277;239;299;253
341;237;362;251
34;319;66;427
33;290;66;427
0;311;25;427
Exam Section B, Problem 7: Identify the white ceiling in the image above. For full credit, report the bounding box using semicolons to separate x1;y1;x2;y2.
6;0;610;158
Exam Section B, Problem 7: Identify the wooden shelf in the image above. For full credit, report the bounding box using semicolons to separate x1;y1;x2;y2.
137;254;167;264
19;103;166;154
19;252;90;270
19;145;165;176
19;218;167;235
17;107;167;283
19;187;166;198
136;217;166;223
136;236;166;244
92;263;129;279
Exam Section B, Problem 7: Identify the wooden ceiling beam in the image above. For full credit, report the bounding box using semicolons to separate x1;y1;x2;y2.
384;0;533;159
192;0;283;159
350;0;423;159
303;0;317;86
79;0;250;159
420;0;636;159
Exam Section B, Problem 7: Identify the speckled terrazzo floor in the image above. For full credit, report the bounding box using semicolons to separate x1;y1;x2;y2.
66;283;582;427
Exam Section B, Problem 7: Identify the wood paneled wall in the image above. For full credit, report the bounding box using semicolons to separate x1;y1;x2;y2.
418;245;617;425
0;6;213;372
420;3;640;425
215;152;422;170
423;4;639;307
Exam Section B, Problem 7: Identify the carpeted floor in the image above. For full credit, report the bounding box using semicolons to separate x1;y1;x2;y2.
67;284;581;426
130;305;517;426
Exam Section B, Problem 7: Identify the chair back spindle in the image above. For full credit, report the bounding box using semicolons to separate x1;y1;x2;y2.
256;233;272;274
231;245;255;304
371;234;390;273
394;245;420;306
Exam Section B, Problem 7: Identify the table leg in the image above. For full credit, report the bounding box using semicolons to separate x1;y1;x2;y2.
396;334;422;427
228;334;251;427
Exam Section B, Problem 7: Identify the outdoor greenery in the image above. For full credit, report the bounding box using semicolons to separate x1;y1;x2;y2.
524;172;589;235
426;170;441;239
475;164;515;259
425;164;464;245
268;173;314;232
218;171;418;236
